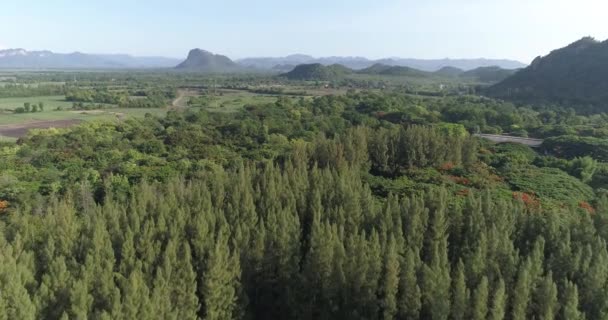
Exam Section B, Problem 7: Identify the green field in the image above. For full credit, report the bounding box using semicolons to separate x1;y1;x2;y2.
0;108;169;126
0;95;73;110
0;96;170;139
0;135;17;143
188;89;282;113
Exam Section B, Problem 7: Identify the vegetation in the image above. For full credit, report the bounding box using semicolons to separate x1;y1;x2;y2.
282;63;353;81
461;66;517;83
1;67;608;319
281;63;514;86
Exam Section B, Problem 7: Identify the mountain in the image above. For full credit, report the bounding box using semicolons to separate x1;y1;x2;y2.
238;55;315;70
0;49;180;69
271;64;296;72
281;62;514;83
377;58;526;72
239;55;526;71
461;66;517;83
281;63;353;80
175;49;241;72
434;66;464;77
486;37;608;109
359;63;430;77
0;47;527;72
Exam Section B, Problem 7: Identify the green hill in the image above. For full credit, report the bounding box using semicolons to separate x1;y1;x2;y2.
359;63;430;77
281;63;353;80
461;66;516;83
434;66;464;77
486;37;608;110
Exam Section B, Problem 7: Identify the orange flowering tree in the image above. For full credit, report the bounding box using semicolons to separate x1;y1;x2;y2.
579;201;596;214
513;192;541;210
0;200;8;213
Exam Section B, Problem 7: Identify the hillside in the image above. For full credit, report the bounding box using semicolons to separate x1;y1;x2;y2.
281;63;352;80
0;49;180;69
486;37;608;109
434;66;464;77
281;62;512;83
461;66;517;83
359;63;431;77
175;49;240;72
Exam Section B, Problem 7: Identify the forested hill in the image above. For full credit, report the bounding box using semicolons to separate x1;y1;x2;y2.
283;63;514;83
360;64;431;77
281;63;353;80
461;66;517;83
486;37;608;110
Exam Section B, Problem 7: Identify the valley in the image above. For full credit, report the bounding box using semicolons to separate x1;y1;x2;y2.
1;35;608;320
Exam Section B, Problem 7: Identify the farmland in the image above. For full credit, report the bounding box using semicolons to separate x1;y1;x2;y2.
0;73;352;139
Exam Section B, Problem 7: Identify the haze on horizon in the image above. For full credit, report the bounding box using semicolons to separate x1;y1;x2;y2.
1;0;607;64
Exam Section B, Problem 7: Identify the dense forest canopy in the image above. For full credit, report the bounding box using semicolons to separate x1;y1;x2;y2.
1;74;608;320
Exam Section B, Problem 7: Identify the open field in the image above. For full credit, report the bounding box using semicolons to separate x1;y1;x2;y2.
0;108;167;125
0;119;83;138
187;89;284;113
0;95;73;110
0;108;169;138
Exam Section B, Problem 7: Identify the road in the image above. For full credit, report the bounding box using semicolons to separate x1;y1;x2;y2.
171;89;198;108
474;134;544;147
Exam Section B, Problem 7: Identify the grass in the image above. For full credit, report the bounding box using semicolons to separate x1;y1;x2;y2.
0;95;73;111
0;135;17;143
0;108;169;126
188;89;281;113
0;95;170;125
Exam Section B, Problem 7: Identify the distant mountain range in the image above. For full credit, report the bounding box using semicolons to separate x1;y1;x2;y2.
0;47;526;72
238;55;526;72
0;49;181;69
486;37;608;110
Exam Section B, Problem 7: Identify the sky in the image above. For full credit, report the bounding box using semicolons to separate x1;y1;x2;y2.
1;0;607;63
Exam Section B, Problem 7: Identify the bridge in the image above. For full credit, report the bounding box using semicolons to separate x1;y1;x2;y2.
474;134;544;148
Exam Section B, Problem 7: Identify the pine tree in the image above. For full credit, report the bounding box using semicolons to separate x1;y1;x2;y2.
561;280;584;320
489;278;507;320
470;276;489;320
450;260;469;320
0;244;37;320
119;264;152;319
421;244;451;320
534;272;558;320
202;231;242;320
511;260;532;320
381;236;400;320
68;279;93;319
397;249;421;320
34;256;72;319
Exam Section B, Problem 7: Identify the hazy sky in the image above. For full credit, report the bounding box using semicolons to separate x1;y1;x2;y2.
1;0;607;63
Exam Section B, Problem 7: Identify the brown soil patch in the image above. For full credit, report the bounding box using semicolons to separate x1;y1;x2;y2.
69;110;105;115
0;120;83;138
